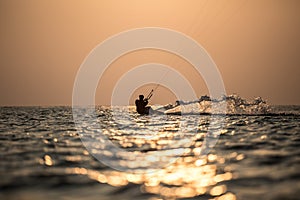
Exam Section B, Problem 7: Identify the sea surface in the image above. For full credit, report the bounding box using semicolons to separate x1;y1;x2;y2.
0;104;300;200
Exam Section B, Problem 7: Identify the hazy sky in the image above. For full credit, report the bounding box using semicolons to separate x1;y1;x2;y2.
0;0;299;106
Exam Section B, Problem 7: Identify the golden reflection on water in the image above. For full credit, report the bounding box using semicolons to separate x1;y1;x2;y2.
41;155;53;166
65;152;236;199
70;109;239;199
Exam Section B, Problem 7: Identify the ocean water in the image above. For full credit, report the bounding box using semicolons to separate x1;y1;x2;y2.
0;103;300;200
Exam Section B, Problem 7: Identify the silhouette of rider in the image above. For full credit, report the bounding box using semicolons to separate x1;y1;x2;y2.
135;95;150;115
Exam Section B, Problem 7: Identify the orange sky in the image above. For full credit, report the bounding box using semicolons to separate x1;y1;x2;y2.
0;0;299;106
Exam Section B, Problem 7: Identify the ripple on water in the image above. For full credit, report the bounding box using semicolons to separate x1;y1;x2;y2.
0;106;299;199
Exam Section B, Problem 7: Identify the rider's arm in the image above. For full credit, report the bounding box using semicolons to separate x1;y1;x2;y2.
144;99;148;106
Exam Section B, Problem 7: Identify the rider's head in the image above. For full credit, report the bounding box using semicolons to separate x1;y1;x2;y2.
139;95;144;100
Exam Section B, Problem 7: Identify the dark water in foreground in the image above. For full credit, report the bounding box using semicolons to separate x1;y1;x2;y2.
0;106;300;200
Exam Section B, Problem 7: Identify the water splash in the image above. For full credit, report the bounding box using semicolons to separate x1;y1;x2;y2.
164;94;271;115
222;94;270;115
